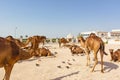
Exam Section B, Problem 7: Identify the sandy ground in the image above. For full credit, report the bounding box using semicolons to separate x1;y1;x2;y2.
0;43;120;80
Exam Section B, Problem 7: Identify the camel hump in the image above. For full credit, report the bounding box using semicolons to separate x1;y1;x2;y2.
10;41;20;57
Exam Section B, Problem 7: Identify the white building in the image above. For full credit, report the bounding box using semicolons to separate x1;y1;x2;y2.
110;29;120;39
80;31;97;38
79;29;120;44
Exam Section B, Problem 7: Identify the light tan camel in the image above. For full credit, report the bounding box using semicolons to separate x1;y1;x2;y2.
0;37;34;80
78;33;107;73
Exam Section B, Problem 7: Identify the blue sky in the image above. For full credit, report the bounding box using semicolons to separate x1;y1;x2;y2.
0;0;120;38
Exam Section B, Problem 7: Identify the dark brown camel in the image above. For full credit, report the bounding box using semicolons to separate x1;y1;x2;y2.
58;38;69;47
109;49;120;62
78;33;107;73
0;37;34;80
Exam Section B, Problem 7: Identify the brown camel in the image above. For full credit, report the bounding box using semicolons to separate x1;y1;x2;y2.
78;36;85;48
109;49;120;62
58;38;69;47
6;36;25;48
78;33;107;73
0;37;34;80
65;44;85;55
69;45;85;55
24;35;46;56
37;47;55;57
27;35;46;45
25;35;46;47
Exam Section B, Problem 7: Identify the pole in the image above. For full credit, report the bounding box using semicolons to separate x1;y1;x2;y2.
15;27;17;38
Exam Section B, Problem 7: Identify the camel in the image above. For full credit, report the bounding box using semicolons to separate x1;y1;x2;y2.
0;37;34;80
37;47;55;57
69;45;85;55
6;36;25;48
24;35;46;56
109;49;120;62
78;36;85;48
78;33;107;73
25;35;46;47
64;44;85;55
58;38;69;47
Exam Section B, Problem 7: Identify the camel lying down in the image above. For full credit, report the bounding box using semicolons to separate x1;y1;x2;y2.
109;49;120;62
66;44;85;56
37;47;56;57
23;46;56;57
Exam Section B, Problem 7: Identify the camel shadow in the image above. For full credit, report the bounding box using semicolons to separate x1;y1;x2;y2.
50;71;79;80
17;57;40;63
98;61;119;72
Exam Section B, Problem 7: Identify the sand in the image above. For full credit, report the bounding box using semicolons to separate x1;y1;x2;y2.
0;43;120;80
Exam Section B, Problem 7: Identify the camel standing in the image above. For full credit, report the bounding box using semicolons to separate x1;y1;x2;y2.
58;38;69;47
78;33;107;73
24;35;46;56
0;37;33;80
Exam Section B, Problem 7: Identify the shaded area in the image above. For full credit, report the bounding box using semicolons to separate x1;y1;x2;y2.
98;61;119;72
51;71;79;80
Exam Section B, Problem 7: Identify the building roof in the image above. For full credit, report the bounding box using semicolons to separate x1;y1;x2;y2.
66;33;74;38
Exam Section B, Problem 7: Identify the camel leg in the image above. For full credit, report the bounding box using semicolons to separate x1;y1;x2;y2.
91;51;98;72
86;54;90;66
100;52;104;73
43;41;45;46
86;49;90;66
110;52;113;61
59;43;61;47
3;64;14;80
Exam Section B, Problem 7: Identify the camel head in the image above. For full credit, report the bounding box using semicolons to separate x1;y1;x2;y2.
78;36;85;48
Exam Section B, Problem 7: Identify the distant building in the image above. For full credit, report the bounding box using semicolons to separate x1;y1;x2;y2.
97;31;108;38
66;33;74;42
80;31;108;38
79;29;120;44
80;31;97;38
110;29;120;39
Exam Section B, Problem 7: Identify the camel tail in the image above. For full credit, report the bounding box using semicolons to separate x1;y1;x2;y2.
100;43;108;55
103;51;108;55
